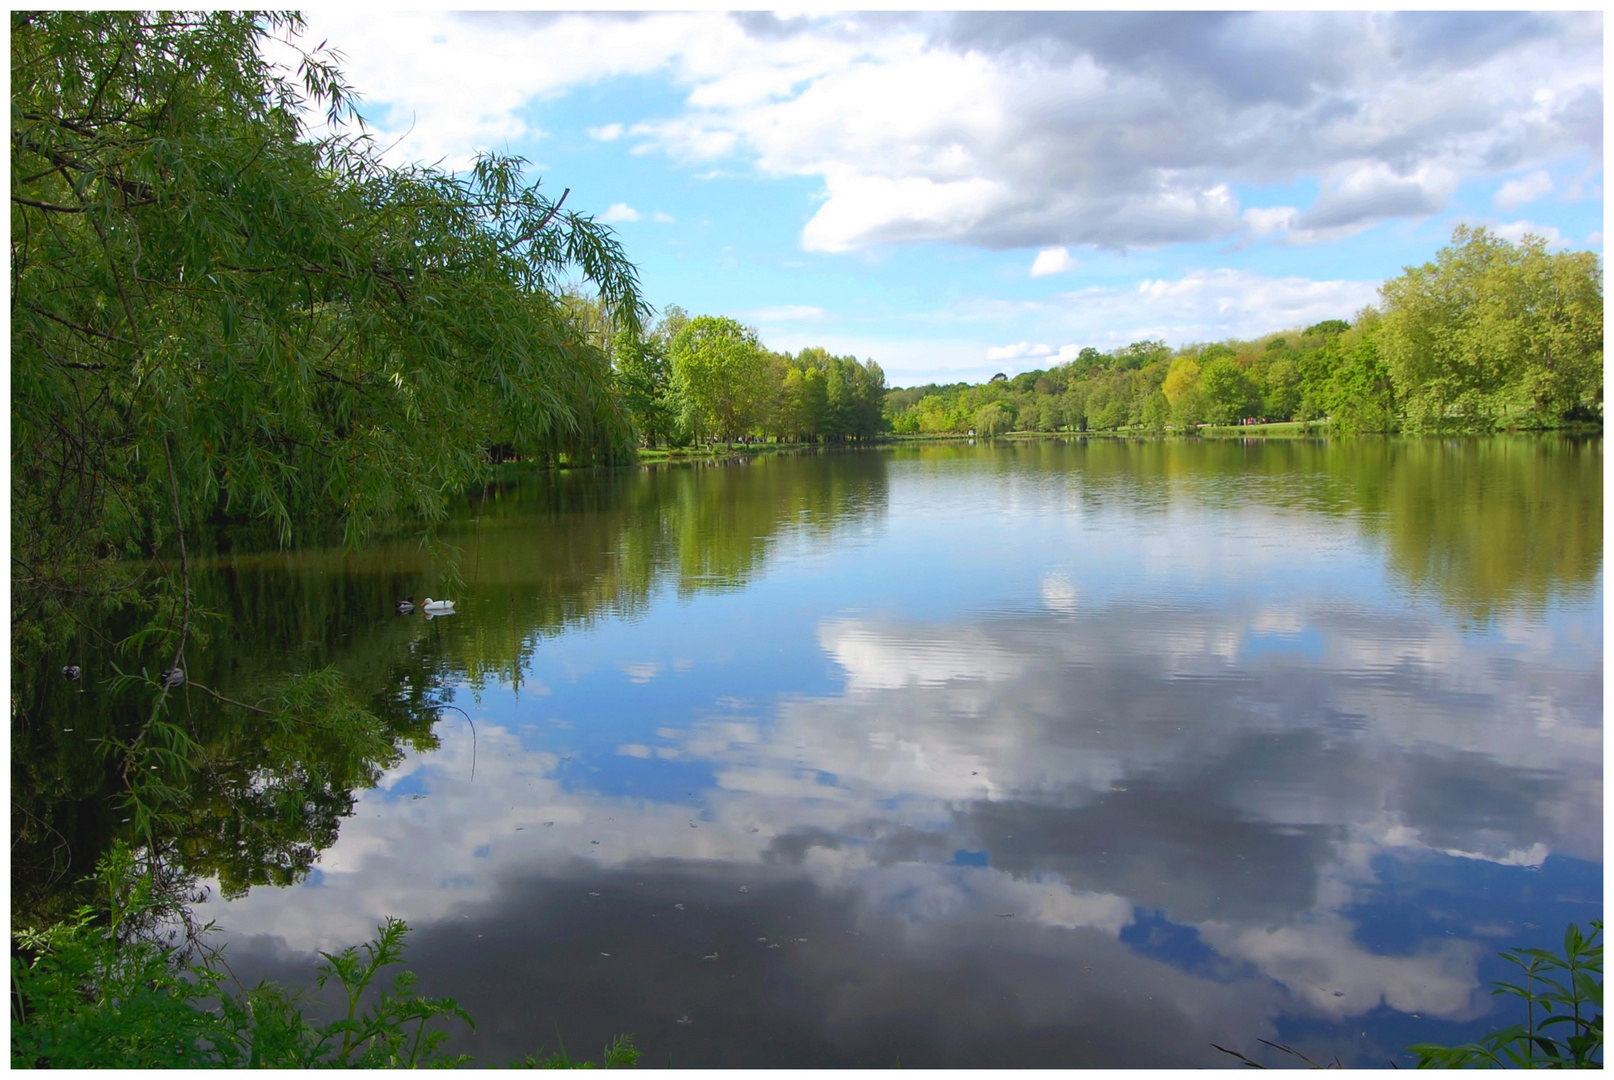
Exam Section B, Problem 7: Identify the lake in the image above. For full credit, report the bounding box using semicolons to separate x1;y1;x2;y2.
150;438;1604;1066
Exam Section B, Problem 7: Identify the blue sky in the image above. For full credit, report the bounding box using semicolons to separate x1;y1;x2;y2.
291;10;1602;387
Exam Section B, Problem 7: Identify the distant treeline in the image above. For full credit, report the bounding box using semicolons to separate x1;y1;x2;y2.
593;226;1599;449
563;303;887;448
883;227;1602;437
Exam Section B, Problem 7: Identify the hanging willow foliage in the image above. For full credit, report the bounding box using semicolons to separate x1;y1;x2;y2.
11;10;647;666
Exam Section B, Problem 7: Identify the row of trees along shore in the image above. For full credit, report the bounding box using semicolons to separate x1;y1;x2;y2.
556;298;888;449
582;225;1600;451
884;226;1602;439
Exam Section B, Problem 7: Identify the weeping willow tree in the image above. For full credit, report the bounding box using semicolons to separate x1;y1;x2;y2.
10;11;647;919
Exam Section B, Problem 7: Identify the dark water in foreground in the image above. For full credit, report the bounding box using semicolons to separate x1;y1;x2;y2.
197;438;1600;1067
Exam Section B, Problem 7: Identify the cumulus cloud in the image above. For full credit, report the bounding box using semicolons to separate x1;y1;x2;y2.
297;11;1602;252
1494;168;1554;209
586;122;626;142
1242;206;1299;238
1030;246;1076;276
749;304;827;321
798;266;1383;384
1242;166;1461;246
1491;220;1569;247
651;210;677;224
598;202;641;223
985;342;1056;362
1295;163;1458;234
1044;269;1382;347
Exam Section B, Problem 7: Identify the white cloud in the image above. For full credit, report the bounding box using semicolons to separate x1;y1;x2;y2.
599;203;641;223
777;266;1381;385
296;12;1601;252
799;175;1006;254
1494;169;1554;209
1493;220;1566;247
1049;268;1382;346
1242;206;1298;238
1290;162;1458;239
1586;230;1603;246
755;331;986;387
749;304;827;321
985;342;1055;362
652;210;677;224
1029;246;1076;277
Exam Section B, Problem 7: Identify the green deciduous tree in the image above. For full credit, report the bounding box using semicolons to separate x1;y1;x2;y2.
1085;381;1129;430
1262;357;1302;419
1161;356;1201;407
1141;391;1171;435
973;401;1013;437
669;315;772;446
1199;357;1259;425
1379;226;1603;432
1325;309;1397;433
612;327;674;447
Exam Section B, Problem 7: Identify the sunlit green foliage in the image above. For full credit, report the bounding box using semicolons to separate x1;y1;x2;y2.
623;319;886;447
974;400;1013;436
881;229;1599;436
669;316;773;446
1379;226;1603;432
612;325;676;448
771;346;886;443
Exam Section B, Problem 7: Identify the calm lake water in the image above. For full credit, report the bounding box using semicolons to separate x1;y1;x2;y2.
197;437;1601;1068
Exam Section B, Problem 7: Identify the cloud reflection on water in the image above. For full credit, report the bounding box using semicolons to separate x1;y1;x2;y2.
210;583;1597;1064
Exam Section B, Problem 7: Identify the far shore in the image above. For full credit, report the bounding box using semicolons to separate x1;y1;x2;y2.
495;420;1602;476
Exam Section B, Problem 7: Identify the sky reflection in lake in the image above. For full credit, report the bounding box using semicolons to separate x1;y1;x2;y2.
209;440;1601;1068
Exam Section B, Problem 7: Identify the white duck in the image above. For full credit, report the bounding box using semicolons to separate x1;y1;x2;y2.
421;597;456;615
